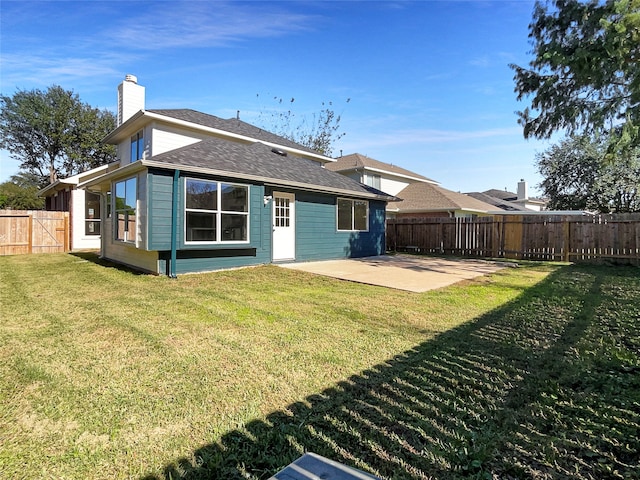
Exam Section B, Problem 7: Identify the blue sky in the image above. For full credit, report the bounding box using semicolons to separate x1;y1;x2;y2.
1;0;554;195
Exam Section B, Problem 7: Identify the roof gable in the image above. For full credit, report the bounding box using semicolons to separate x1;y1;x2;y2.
326;153;437;184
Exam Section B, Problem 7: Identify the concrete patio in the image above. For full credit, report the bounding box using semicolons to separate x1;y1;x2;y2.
279;254;507;293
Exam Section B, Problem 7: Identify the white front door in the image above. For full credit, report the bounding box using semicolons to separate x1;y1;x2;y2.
272;192;295;261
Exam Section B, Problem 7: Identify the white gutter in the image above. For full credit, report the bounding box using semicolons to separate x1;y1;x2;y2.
386;207;490;214
79;159;396;201
488;210;594;216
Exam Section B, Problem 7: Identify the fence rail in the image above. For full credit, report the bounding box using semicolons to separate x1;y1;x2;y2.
0;210;69;256
387;214;640;265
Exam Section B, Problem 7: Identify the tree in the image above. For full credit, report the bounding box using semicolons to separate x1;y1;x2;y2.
0;86;116;187
0;173;45;210
511;0;640;156
536;134;640;212
255;95;349;156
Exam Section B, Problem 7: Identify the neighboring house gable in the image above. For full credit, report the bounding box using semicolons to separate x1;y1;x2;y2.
83;76;394;275
325;153;437;197
388;183;497;218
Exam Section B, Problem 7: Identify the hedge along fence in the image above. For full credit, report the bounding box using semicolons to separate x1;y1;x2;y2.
386;213;640;265
0;210;69;255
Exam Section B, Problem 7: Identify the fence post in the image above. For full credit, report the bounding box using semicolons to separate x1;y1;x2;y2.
563;217;571;262
28;214;33;254
64;213;70;252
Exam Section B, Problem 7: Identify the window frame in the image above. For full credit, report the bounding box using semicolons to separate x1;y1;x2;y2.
113;176;137;243
184;178;250;245
130;130;144;162
337;197;369;232
364;173;381;190
84;192;101;236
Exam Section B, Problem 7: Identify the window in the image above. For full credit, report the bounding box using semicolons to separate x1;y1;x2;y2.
114;177;137;242
185;178;248;243
274;196;290;227
130;130;144;161
337;198;369;231
364;173;381;190
85;192;101;236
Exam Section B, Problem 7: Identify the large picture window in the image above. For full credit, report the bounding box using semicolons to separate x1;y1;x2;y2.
185;179;249;243
337;198;369;232
114;177;137;242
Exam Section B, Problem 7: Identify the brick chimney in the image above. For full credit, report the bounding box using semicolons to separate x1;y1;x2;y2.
117;74;145;126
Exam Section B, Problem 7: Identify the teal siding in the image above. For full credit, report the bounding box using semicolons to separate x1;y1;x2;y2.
147;170;271;274
147;171;174;250
295;192;386;261
143;170;385;275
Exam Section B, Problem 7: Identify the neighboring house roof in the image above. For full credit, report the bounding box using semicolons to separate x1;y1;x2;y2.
325;153;438;184
483;188;517;201
388;182;496;213
85;137;396;201
465;192;528;211
480;188;547;206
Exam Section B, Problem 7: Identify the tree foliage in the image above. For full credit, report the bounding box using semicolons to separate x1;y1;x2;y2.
0;174;45;210
536;134;640;212
0;86;116;187
255;95;349;156
511;0;640;156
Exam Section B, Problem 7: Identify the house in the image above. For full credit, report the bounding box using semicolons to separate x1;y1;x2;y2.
39;164;109;250
325;152;438;196
386;182;497;218
326;153;495;218
467;180;547;212
82;76;395;276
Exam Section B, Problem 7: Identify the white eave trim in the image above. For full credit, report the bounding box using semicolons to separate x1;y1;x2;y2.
361;166;438;185
79;161;147;191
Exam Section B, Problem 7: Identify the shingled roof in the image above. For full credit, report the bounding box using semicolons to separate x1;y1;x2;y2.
147;109;320;155
325;153;437;183
465;192;527;211
388;182;496;213
143;137;394;200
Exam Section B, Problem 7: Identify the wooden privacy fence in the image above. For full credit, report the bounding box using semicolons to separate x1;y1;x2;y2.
387;214;640;265
0;210;69;256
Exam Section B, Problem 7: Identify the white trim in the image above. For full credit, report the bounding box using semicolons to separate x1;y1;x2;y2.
183;177;250;245
272;191;296;261
336;197;369;232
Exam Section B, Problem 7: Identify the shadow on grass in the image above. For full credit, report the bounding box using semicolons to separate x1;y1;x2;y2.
143;265;640;479
69;251;149;275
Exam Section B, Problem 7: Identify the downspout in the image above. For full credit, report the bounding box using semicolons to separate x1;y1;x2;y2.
170;169;180;278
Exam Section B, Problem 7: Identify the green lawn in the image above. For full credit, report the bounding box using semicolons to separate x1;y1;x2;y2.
0;253;638;479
